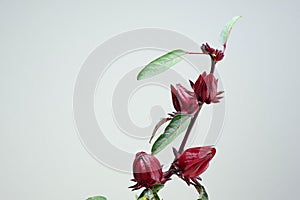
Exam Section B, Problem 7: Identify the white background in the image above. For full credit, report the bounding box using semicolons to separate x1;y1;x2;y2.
1;0;299;199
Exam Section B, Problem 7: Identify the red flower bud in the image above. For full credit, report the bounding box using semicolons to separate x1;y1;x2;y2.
190;71;223;104
171;84;199;115
201;43;215;55
129;152;164;190
175;146;216;184
201;43;224;62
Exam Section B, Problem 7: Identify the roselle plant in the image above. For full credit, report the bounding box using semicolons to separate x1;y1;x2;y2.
87;16;241;200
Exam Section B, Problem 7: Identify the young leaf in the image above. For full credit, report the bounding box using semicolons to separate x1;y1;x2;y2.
137;188;160;200
149;117;172;143
152;184;164;193
151;114;191;155
137;49;186;80
86;196;107;200
219;16;242;46
152;190;160;200
137;189;151;200
195;185;209;200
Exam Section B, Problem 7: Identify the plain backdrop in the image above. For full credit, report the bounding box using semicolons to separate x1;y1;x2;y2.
1;0;300;199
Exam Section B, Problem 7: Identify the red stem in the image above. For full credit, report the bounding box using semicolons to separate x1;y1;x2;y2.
210;60;216;74
178;55;216;154
186;52;207;55
178;105;202;153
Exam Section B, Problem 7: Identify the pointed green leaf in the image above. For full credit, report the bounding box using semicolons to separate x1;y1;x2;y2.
86;196;107;200
149;118;171;143
195;185;209;200
152;190;160;200
219;16;242;46
137;189;148;200
137;188;161;200
151;114;191;155
137;49;186;80
137;189;152;200
152;184;164;193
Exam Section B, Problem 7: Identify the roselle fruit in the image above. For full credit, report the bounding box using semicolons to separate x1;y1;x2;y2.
175;146;216;184
129;152;165;190
190;71;223;104
171;84;199;115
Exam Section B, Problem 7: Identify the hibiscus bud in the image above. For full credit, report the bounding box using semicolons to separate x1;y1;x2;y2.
129;152;163;190
175;146;216;184
171;84;199;115
201;43;215;55
201;43;224;62
190;71;224;104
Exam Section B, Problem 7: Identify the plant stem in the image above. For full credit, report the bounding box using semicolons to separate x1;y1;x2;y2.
178;56;216;154
210;59;216;74
186;52;207;55
178;105;202;153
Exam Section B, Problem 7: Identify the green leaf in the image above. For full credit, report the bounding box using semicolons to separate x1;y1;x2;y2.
86;196;107;200
137;189;152;200
195;185;209;200
219;16;242;46
152;184;164;193
152;190;160;200
151;114;191;155
149;118;171;143
137;188;161;200
137;49;186;80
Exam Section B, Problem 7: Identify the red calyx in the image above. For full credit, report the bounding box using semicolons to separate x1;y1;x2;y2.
190;71;224;104
201;43;224;62
174;146;216;185
129;152;166;190
171;84;199;115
